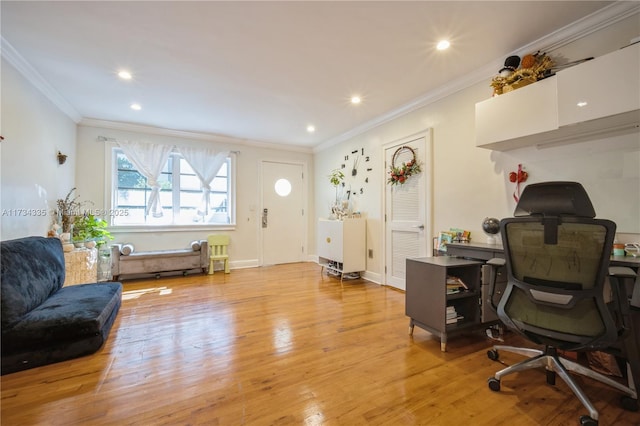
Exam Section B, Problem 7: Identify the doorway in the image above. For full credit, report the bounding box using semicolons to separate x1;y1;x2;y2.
261;161;306;265
383;130;432;290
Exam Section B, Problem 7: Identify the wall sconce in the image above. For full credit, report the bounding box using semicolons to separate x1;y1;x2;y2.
57;151;68;165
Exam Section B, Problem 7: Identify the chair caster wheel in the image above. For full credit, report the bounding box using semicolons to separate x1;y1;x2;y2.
579;415;597;426
183;271;188;276
487;349;499;361
621;396;639;412
487;377;500;391
155;274;160;279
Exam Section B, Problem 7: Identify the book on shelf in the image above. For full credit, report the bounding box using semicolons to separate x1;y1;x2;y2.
446;306;463;323
446;315;464;324
446;275;468;289
446;286;465;295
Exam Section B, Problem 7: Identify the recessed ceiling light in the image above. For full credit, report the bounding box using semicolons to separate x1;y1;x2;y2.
130;103;142;111
351;96;361;104
118;70;132;80
436;40;450;50
306;125;315;133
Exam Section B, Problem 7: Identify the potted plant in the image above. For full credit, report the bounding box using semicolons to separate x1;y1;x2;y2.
72;214;113;248
329;169;344;204
56;187;85;235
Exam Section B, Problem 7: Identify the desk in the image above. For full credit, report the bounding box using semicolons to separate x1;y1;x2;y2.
447;241;640;268
610;254;640;268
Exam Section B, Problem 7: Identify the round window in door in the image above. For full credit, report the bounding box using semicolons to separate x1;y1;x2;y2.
274;178;292;197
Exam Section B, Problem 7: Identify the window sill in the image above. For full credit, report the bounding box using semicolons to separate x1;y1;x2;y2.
108;224;237;234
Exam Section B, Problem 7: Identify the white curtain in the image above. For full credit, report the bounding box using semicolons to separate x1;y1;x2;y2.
178;146;229;216
117;140;173;218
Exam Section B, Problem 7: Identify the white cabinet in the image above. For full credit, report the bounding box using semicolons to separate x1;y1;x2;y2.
317;218;366;276
558;43;640;126
475;43;640;151
475;76;558;150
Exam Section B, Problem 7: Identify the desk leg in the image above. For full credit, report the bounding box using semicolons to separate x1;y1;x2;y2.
409;319;415;336
441;334;447;352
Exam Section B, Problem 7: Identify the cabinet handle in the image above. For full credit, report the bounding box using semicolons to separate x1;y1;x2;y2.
326;237;331;243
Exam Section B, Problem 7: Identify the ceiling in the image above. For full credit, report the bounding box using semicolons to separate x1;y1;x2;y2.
1;1;615;150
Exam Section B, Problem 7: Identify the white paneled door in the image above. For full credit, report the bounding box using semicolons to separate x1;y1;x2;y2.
384;131;432;290
261;161;305;265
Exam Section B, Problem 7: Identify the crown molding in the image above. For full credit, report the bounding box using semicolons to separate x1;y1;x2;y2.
1;36;82;123
315;2;640;153
80;118;314;154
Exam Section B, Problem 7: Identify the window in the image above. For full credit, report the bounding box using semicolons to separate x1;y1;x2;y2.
112;148;234;227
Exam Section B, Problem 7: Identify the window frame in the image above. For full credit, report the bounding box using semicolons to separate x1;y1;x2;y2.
107;146;237;232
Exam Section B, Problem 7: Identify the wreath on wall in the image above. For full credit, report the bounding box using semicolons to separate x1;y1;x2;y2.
387;146;422;185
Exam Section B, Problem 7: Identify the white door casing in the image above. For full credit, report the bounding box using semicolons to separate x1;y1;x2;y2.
383;130;432;290
261;161;305;265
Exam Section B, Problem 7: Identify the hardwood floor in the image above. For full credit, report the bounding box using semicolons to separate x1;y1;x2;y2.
2;262;638;425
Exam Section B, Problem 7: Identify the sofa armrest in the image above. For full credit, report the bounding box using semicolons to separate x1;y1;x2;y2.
199;239;209;269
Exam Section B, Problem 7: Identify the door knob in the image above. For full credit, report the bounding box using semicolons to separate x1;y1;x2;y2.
413;225;425;230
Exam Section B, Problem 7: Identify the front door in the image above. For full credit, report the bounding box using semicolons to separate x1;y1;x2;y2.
384;130;432;290
261;161;305;265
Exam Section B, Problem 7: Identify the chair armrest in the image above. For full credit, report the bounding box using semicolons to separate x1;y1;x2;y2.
609;266;637;279
487;258;506;267
608;267;637;336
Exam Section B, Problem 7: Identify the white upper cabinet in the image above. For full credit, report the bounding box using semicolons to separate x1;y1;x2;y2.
475;43;640;151
558;43;639;126
475;77;558;150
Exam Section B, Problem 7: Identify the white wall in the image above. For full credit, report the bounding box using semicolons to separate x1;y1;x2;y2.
75;124;314;267
0;59;76;240
314;15;640;280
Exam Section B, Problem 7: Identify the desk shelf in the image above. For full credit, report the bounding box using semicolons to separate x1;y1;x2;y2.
406;256;483;351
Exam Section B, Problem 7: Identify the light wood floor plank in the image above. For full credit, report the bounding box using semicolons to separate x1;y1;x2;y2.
2;262;638;425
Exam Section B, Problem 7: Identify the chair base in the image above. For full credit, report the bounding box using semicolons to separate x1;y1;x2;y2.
488;345;638;423
208;258;230;275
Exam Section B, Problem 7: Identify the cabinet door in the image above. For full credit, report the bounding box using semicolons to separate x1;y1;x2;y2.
475;76;558;149
342;219;366;272
318;220;343;262
558;43;640;127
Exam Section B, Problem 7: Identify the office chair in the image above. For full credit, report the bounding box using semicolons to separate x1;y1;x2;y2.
207;234;230;274
486;182;638;426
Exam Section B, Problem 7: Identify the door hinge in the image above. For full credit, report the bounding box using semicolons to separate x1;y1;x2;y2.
302;208;304;216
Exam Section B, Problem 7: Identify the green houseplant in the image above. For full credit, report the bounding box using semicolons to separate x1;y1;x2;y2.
72;214;113;247
329;169;344;204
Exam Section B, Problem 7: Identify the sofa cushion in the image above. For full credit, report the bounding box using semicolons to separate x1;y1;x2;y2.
1;282;122;352
1;237;65;327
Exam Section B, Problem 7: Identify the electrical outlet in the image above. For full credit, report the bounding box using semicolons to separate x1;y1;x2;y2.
368;249;373;258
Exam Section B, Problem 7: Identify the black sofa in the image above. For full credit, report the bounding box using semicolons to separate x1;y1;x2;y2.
1;236;122;374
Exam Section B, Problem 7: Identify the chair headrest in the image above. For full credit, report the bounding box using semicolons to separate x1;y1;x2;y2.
514;181;596;218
